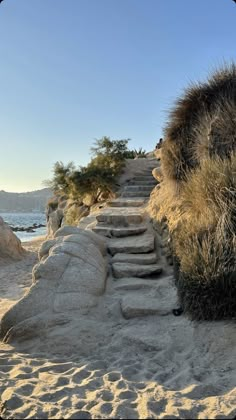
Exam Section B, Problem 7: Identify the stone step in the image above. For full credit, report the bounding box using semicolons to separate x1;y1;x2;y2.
96;208;143;226
108;232;155;255
113;277;159;291
92;225;147;238
112;252;157;265
128;180;157;186
123;185;155;192
137;168;158;173
108;198;145;207
133;176;155;181
112;262;162;278
122;191;151;198
121;295;173;319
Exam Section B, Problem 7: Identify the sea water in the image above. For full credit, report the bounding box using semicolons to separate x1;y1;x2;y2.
0;212;47;242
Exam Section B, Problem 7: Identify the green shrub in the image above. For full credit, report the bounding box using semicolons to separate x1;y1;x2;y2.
46;137;134;206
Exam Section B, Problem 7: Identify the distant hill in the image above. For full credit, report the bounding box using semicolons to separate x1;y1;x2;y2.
0;188;53;212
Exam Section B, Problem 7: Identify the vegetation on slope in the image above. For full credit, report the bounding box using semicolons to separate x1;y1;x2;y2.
46;137;147;225
150;64;236;320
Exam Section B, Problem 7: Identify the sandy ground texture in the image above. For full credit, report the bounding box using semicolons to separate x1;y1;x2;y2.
0;236;45;320
0;230;236;419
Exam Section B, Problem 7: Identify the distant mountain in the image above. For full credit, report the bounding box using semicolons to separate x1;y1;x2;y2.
0;188;53;212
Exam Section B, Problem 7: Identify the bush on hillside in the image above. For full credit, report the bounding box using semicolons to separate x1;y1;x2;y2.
151;64;236;320
161;63;236;182
46;137;144;208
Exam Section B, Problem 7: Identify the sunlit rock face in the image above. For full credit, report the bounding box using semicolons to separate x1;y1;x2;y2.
0;216;24;260
0;228;108;343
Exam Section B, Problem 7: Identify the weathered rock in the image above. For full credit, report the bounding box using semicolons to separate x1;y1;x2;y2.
96;209;143;226
108;233;155;255
122;191;151;198
92;226;112;237
0;217;24;260
131;175;155;182
112;252;157;265
112;262;162;278
92;225;147;238
0;231;107;343
121;295;173;319
108;198;145;207
38;238;58;259
113;278;159;291
127;180;157;186
123;185;155;192
47;208;64;237
54;226;107;256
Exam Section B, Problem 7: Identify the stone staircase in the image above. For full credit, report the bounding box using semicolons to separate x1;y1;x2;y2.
90;158;175;320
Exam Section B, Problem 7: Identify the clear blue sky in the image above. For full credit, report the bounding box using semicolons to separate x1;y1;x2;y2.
1;0;236;192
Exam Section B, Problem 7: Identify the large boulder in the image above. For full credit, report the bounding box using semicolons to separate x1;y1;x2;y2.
0;217;24;260
47;208;64;237
0;229;108;343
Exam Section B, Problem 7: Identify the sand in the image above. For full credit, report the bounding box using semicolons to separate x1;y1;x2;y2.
0;236;46;319
0;232;235;419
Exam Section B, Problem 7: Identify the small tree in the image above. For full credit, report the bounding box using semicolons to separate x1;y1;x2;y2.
47;161;75;193
91;136;131;161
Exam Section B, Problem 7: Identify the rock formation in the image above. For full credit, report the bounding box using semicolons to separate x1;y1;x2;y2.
0;227;107;342
0;217;24;260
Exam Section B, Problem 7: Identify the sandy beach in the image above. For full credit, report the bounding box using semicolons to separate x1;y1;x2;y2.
0;235;235;419
0;236;46;320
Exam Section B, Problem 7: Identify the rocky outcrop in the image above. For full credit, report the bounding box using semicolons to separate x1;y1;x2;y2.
0;217;24;260
46;196;90;237
0;227;108;343
47;207;64;237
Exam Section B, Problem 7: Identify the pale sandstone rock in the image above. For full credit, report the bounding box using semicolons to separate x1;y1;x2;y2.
47;208;64;237
0;230;107;343
122;191;151;198
121;295;173;319
96;208;143;226
38;238;57;259
112;262;162;278
108;232;155;255
0;217;24;260
112;252;157;265
113;277;159;291
123;185;154;192
54;226;107;256
108;198;145;207
92;225;147;238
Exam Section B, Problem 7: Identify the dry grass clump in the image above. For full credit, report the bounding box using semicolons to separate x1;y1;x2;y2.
161;63;236;182
150;64;236;319
150;153;236;320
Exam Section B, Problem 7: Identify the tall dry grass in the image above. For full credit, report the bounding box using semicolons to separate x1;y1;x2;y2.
161;63;236;182
149;153;236;319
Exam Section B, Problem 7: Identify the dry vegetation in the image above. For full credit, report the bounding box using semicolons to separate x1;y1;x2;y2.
150;64;236;320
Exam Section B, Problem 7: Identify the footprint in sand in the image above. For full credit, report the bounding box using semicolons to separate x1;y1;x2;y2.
72;368;91;383
69;410;91;419
97;389;114;402
118;390;137;400
100;402;113;416
106;371;121;382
